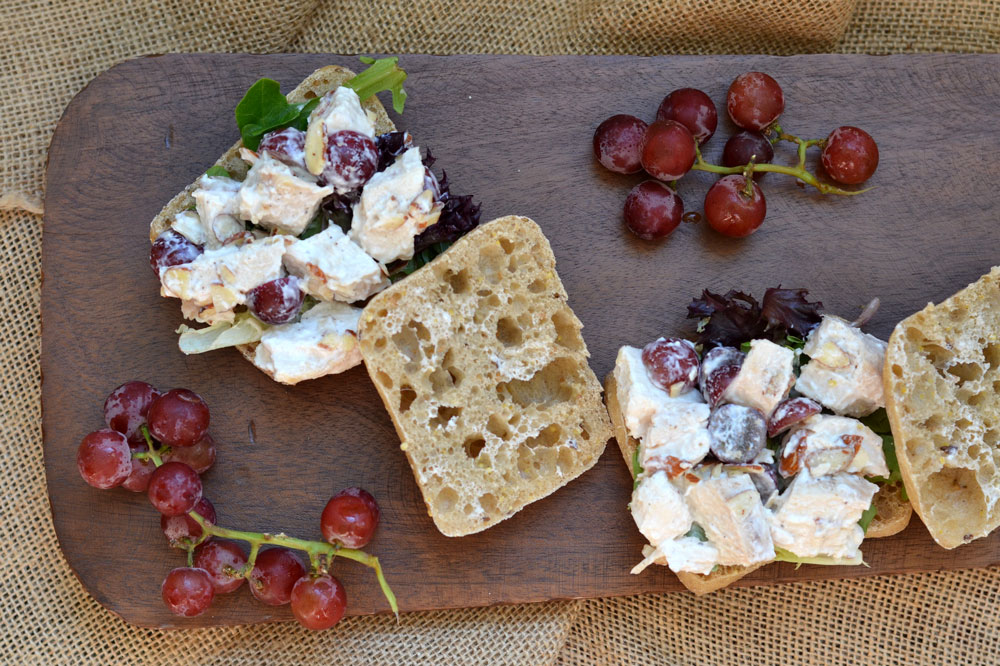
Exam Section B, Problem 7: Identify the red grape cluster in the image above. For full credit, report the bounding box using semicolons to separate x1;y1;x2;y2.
593;72;880;240
77;381;393;630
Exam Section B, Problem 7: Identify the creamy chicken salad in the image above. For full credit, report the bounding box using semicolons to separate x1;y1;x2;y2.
616;310;895;576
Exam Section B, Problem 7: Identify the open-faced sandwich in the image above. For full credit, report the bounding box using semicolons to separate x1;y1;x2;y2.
148;59;481;384
605;288;912;593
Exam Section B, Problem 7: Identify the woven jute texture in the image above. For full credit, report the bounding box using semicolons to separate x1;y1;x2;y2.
3;0;1000;663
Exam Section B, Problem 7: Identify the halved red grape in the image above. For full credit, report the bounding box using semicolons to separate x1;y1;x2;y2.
148;461;202;516
704;175;766;238
699;347;744;407
150;230;202;275
593;114;648;174
656;88;718;145
247;276;304;325
821;126;879;185
767;397;822;438
727;72;784;131
721;131;774;180
104;381;161;445
161;497;216;547
194;540;248;594
162;567;214;617
122;442;156;493
162;433;216;474
249;548;306;606
321;487;381;549
708;404;767;463
291;574;347;630
623;181;684;241
640;120;697;181
641;338;699;395
77;429;132;489
323;130;378;193
259;127;306;169
147;389;210;448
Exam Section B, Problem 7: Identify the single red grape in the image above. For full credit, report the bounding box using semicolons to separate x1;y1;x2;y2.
121;442;156;493
699;347;745;406
642;338;700;394
161;567;215;617
103;380;161;445
147;389;210;448
593;114;648;174
162;433;216;474
194;541;248;594
640;120;696;181
161;497;216;547
821;126;879;185
767;397;822;438
721;131;774;180
259;127;306;169
323;130;378;193
77;429;132;489
727;72;784;131
249;548;306;606
247;276;304;325
291;575;347;630
148;461;202;516
704;175;766;238
708;404;767;463
321;487;381;549
150;230;202;275
656;88;718;145
623;181;684;241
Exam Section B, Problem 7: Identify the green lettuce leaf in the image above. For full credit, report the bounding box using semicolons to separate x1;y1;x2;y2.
684;523;707;542
349;56;408;114
858;499;878;533
204;165;232;178
176;312;268;354
773;547;864;569
631;445;643;491
862;409;908;501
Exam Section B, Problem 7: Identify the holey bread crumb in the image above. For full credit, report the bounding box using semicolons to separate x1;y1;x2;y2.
358;216;612;537
885;266;1000;549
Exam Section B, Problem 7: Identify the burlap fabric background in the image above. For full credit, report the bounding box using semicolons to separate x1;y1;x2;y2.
3;1;998;663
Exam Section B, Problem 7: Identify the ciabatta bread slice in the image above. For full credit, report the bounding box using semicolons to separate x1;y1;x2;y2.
885;266;1000;548
605;371;909;593
148;65;395;379
357;215;612;537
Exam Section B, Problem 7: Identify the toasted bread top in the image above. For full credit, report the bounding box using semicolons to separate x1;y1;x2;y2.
885;266;1000;549
357;216;611;536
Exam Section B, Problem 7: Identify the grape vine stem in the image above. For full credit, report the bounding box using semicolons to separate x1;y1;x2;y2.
691;141;870;196
139;426;399;619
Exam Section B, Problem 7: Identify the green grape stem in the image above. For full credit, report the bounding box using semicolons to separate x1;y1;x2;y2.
691;132;869;196
138;426;399;619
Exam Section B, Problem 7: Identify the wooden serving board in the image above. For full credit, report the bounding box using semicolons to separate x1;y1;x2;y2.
43;54;1000;628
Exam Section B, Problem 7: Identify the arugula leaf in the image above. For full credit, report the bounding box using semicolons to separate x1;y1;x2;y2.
204;165;231;178
347;56;408;114
858;499;878;533
234;78;303;150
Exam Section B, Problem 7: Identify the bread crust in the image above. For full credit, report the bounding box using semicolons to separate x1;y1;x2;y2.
148;65;396;380
884;266;1000;549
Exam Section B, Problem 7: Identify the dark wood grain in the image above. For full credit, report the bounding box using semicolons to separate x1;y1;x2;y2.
43;54;1000;628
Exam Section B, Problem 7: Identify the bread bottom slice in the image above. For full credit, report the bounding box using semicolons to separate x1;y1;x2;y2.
358;216;612;536
605;372;908;593
885;266;1000;549
148;65;396;381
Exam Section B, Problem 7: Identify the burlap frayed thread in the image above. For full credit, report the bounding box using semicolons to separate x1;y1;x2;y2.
5;0;1000;664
